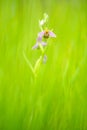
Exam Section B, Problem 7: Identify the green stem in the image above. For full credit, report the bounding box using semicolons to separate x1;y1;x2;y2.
23;51;36;78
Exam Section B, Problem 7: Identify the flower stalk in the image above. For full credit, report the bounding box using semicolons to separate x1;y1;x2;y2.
24;13;56;79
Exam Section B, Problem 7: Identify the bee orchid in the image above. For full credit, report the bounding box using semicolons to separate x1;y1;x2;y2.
32;30;56;50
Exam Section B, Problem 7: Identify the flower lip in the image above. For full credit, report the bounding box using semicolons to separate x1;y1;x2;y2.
37;30;56;41
44;30;56;39
44;30;49;38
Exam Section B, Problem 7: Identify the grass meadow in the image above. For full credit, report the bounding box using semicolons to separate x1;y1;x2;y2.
0;0;87;130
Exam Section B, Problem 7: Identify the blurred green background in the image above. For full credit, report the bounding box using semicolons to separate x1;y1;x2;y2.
0;0;87;130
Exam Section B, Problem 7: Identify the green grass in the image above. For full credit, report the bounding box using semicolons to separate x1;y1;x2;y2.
0;0;87;130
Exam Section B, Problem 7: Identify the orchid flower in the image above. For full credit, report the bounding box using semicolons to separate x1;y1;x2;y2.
32;29;56;50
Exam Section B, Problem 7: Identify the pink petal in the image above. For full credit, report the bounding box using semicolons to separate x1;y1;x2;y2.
49;31;56;38
37;31;44;41
41;42;47;46
32;43;39;49
43;55;47;64
32;42;47;50
38;31;44;37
